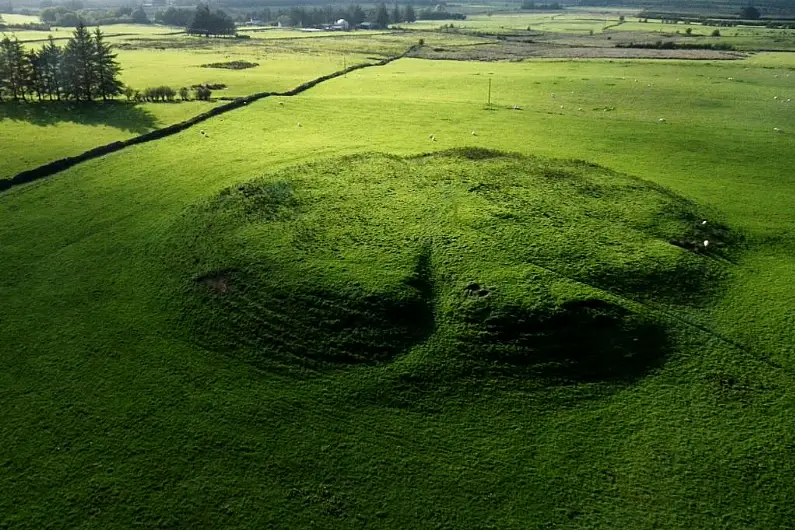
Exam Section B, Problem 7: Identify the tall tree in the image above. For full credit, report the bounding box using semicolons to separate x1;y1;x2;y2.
0;36;28;101
40;36;62;100
404;4;416;23
391;4;401;23
24;48;46;101
92;27;122;100
131;6;149;24
740;5;761;20
347;4;365;26
61;22;95;101
0;38;7;102
374;3;389;28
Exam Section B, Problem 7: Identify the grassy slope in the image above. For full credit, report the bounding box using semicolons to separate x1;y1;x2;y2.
1;55;795;528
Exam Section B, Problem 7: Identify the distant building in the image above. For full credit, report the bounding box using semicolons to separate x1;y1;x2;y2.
332;18;350;31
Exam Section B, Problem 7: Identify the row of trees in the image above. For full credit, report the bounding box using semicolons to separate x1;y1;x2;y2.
243;4;417;28
0;23;122;102
40;5;149;26
187;4;235;37
122;85;212;102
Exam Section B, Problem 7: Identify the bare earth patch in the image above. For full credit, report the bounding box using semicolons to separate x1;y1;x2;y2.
196;270;234;293
411;42;745;61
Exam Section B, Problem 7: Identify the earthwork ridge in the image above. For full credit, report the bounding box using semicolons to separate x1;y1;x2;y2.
0;44;419;194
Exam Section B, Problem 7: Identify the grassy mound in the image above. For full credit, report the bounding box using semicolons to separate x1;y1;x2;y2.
163;149;736;379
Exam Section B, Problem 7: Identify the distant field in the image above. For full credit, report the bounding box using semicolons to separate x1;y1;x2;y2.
3;50;795;527
0;13;41;25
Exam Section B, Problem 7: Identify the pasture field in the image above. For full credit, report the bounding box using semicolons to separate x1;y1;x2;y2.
0;101;217;180
2;40;795;528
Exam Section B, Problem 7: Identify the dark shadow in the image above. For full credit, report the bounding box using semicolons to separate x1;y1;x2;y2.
0;100;159;134
189;247;437;371
461;298;670;383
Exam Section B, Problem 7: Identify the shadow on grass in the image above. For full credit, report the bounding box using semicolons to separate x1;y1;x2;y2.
463;298;670;384
0;101;159;134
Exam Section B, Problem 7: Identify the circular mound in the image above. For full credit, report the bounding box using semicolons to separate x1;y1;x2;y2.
162;149;736;378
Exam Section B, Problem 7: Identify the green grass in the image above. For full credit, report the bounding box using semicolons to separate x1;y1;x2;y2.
2;44;795;528
0;32;402;179
0;101;217;180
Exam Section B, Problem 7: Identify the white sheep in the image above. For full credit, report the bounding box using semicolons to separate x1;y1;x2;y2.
471;130;477;136
703;240;709;248
702;220;708;225
774;127;782;133
658;118;666;123
560;105;564;109
297;122;302;127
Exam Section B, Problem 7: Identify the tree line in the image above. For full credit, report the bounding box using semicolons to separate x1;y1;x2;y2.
0;23;122;102
242;4;417;28
186;4;236;37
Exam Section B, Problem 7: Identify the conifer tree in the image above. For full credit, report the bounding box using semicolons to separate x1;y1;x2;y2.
93;27;122;100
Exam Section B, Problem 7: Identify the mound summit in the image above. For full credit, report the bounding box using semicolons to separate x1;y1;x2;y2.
163;149;736;383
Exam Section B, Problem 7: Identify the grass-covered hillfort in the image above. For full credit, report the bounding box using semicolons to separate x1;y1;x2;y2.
2;0;795;527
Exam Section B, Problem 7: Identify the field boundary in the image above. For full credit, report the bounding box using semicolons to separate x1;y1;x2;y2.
0;45;417;194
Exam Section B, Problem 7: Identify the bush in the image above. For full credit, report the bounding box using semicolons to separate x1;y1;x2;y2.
142;86;177;102
194;86;212;101
711;29;721;37
418;38;424;45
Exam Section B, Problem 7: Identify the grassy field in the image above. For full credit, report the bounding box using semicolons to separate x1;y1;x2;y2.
0;33;404;180
2;42;795;527
0;101;219;180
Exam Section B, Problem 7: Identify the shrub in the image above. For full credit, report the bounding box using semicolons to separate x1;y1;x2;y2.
418;38;424;45
711;29;721;36
194;86;212;101
179;87;189;101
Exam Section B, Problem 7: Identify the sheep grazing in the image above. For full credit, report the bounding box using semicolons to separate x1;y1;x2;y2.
513;104;522;110
703;240;709;248
658;118;666;123
297;122;302;127
471;130;477;136
701;220;708;225
774;127;782;133
559;105;564;109
774;96;779;100
430;135;437;142
727;77;734;80
578;107;583;111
